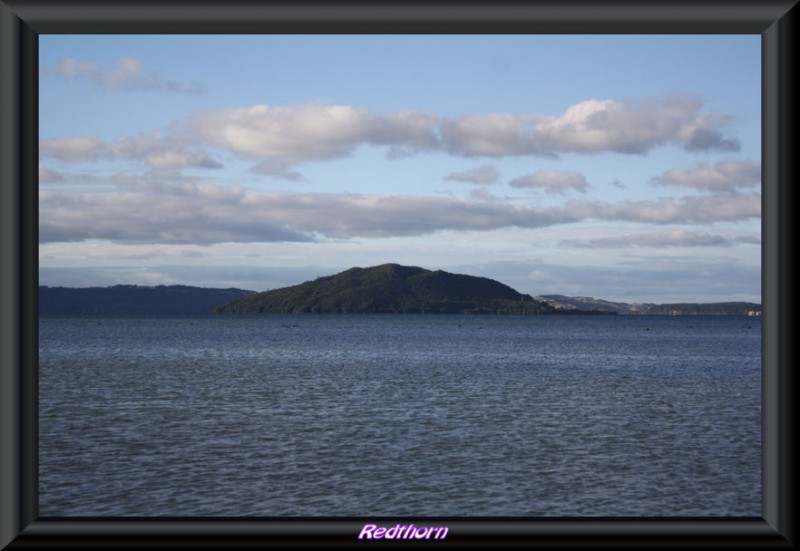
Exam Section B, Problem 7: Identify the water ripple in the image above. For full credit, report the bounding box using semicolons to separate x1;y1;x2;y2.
39;314;760;517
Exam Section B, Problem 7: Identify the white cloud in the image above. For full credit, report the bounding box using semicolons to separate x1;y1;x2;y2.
470;187;502;203
39;164;63;183
189;104;372;160
39;182;313;245
371;110;441;155
47;57;207;95
444;165;500;185
440;113;544;157
184;104;438;163
652;159;761;192
509;170;589;194
178;95;739;166
110;132;222;170
249;159;305;182
41;132;222;171
562;230;761;249
93;57;143;89
144;151;221;171
39;136;106;162
50;58;97;80
39;174;761;246
534;95;740;154
564;192;760;225
39;95;743;177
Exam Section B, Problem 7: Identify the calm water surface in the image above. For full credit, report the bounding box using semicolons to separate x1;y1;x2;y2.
39;314;761;517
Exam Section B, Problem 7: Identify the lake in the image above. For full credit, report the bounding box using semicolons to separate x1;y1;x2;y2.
38;314;761;517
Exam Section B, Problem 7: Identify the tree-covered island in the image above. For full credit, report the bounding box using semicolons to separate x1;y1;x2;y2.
39;264;762;316
214;263;554;314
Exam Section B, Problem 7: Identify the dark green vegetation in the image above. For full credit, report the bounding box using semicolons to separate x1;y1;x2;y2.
39;285;255;315
39;267;762;316
214;263;553;314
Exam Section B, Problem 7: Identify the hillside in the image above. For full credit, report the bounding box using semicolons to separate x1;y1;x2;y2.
39;285;255;315
535;295;655;315
215;263;553;314
644;302;762;316
535;295;760;316
38;274;762;316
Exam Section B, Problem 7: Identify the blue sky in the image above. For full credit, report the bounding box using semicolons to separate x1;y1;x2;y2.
38;35;761;303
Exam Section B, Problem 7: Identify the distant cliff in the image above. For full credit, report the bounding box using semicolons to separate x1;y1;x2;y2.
39;285;255;315
215;264;553;314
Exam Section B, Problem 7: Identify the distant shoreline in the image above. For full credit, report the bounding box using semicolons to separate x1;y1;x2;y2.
38;284;762;317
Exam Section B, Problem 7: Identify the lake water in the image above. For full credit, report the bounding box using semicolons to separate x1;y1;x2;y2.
39;314;761;517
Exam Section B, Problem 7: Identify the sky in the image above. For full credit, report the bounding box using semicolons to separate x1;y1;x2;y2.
38;34;762;304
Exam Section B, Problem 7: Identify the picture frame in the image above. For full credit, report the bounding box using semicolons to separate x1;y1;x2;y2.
1;1;796;548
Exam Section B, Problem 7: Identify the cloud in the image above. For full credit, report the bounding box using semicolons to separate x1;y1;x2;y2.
444;165;500;185
470;187;501;202
40;132;222;171
143;151;221;171
177;94;738;166
652;159;761;192
39;136;107;162
425;95;743;158
562;230;761;249
564;192;760;225
249;159;305;182
371;110;441;156
37;184;560;244
533;95;740;154
109;132;222;170
188;104;372;161
509;170;589;194
184;104;438;163
39;182;314;245
440;113;545;157
39;94;743;177
238;193;569;238
46;57;206;95
39;164;64;183
39;175;760;246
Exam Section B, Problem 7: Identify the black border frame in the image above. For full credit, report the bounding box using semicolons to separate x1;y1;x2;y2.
1;1;796;548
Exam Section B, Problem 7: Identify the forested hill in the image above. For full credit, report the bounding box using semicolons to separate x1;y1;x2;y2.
214;264;553;314
39;271;762;316
39;285;255;315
